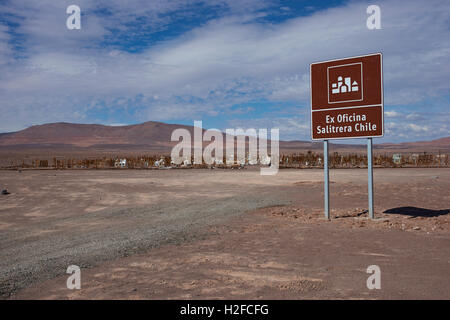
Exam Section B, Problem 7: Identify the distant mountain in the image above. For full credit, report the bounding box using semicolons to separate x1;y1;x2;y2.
0;122;193;148
377;137;450;150
0;122;448;153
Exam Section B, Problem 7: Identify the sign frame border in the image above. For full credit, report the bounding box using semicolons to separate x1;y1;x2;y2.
327;62;364;104
310;52;384;141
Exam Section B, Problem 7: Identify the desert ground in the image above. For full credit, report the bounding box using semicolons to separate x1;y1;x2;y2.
0;168;449;299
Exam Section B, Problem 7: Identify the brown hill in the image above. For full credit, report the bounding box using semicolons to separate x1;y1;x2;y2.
0;122;448;154
0;122;196;148
377;137;450;150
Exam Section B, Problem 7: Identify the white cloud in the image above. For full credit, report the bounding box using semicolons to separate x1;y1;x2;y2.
408;123;428;132
384;111;400;118
0;0;449;142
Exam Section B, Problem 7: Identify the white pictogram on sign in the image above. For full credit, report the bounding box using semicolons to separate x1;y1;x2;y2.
327;62;363;104
332;76;359;94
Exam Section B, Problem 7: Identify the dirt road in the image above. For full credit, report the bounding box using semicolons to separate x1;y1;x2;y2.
0;168;449;299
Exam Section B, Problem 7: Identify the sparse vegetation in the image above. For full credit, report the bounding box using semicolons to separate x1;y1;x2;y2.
2;151;448;169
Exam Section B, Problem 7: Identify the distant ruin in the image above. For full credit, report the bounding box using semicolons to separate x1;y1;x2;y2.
1;151;448;170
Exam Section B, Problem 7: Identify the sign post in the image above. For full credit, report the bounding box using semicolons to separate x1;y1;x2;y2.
367;138;374;219
310;53;383;219
324;140;330;220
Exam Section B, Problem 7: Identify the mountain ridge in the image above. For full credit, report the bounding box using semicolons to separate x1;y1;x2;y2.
0;121;448;152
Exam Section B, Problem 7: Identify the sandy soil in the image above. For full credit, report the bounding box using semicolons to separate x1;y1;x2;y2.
0;168;449;299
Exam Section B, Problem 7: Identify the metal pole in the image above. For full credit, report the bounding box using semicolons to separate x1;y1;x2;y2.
324;140;330;220
367;138;374;219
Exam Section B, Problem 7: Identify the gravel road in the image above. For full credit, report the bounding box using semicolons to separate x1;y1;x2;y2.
0;193;288;297
1;168;448;299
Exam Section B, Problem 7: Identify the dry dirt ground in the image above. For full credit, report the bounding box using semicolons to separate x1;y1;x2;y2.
0;168;449;299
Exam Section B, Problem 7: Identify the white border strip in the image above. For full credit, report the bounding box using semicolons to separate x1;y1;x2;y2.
312;104;382;112
327;62;363;104
310;53;384;141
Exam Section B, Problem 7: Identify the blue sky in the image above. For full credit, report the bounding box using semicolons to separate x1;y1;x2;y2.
0;0;449;143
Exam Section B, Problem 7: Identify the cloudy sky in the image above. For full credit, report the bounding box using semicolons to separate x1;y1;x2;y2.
0;0;449;142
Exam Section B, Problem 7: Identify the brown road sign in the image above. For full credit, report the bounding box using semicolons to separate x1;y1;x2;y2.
310;53;384;140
